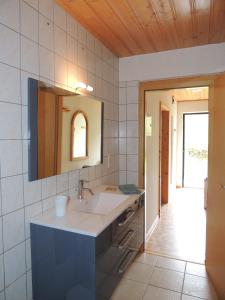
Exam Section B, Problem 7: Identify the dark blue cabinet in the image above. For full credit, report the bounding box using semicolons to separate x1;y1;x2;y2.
31;193;144;300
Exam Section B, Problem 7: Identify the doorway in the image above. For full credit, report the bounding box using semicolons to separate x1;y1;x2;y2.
144;86;209;263
183;112;208;188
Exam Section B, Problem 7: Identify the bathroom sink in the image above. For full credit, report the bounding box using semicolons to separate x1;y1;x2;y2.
73;192;129;215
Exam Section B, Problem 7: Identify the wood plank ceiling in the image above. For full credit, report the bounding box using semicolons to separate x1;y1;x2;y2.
174;86;209;101
56;0;225;57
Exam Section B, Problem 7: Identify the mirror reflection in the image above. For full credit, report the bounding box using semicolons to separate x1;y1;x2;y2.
71;111;88;160
28;79;103;181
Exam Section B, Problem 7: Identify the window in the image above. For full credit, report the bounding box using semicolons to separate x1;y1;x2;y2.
71;111;88;160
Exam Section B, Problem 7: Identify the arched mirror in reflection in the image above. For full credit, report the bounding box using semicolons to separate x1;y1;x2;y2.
71;111;88;160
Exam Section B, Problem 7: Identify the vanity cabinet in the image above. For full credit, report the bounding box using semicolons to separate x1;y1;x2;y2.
30;193;144;300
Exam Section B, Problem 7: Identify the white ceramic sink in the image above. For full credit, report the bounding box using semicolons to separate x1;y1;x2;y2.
73;192;128;215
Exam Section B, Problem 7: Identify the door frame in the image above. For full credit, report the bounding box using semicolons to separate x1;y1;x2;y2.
139;74;217;188
160;104;170;209
182;112;209;188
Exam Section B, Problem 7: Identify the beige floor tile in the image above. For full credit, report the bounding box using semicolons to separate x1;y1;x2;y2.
136;253;158;266
186;262;208;278
143;285;181;300
182;295;202;300
149;267;184;292
124;262;154;284
111;278;147;300
156;256;186;272
183;274;218;300
146;188;206;263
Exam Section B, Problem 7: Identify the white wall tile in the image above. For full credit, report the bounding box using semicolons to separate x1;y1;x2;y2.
39;15;54;51
5;273;26;300
127;138;138;155
119;105;126;121
0;254;4;291
3;209;25;251
27;270;32;300
127;103;138;121
0;0;20;32
78;43;87;68
23;0;38;10
0;291;4;300
126;171;138;185
21;106;29;140
127;121;138;138
39;46;54;80
57;173;69;193
42;196;55;212
21;71;39;105
21;36;39;74
119;88;126;104
0;140;22;177
86;32;95;52
119;138;126;155
127;155;138;172
23;174;41;206
0;219;3;254
0;102;21;139
39;0;54;21
67;35;76;64
95;57;102;78
67;14;77;39
119;122;126;138
68;170;79;189
67;62;78;88
77;24;86;45
54;54;67;85
87;50;95;74
119;171;126;185
25;202;42;238
127;86;139;103
54;25;67;58
0;63;20;104
42;176;56;199
1;175;24;215
119;155;126;171
22;140;28;173
54;4;67;31
20;1;38;42
25;239;31;271
0;24;20;68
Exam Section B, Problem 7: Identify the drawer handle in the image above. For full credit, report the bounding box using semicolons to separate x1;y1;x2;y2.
118;229;135;249
117;250;136;274
118;209;135;227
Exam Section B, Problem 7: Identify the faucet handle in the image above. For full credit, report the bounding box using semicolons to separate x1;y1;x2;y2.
79;179;89;186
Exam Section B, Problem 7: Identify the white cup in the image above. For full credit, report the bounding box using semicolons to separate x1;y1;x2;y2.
55;195;68;217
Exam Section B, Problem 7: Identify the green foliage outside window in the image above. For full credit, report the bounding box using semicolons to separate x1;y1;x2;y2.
188;148;208;160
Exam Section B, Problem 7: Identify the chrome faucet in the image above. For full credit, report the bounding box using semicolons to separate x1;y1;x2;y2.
78;180;94;200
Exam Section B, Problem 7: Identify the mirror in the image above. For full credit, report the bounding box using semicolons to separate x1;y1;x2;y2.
28;78;104;181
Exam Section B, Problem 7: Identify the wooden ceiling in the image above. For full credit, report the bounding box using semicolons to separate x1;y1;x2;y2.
56;0;225;57
174;86;209;101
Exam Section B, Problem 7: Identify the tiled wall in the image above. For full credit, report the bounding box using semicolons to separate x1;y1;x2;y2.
0;1;119;299
119;81;139;186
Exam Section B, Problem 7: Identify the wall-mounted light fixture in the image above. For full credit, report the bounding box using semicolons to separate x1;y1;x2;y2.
75;82;94;93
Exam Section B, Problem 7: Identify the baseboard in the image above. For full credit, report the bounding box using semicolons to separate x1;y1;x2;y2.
145;216;159;241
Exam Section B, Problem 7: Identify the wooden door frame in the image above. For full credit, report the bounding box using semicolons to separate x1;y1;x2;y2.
160;104;170;211
139;74;217;188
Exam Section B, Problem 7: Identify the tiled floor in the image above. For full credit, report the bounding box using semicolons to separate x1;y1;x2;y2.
145;188;206;263
111;253;218;300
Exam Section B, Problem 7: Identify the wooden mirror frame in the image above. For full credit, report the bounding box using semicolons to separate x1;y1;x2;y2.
70;110;88;161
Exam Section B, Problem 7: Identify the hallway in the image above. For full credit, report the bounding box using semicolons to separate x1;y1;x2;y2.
145;188;206;264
